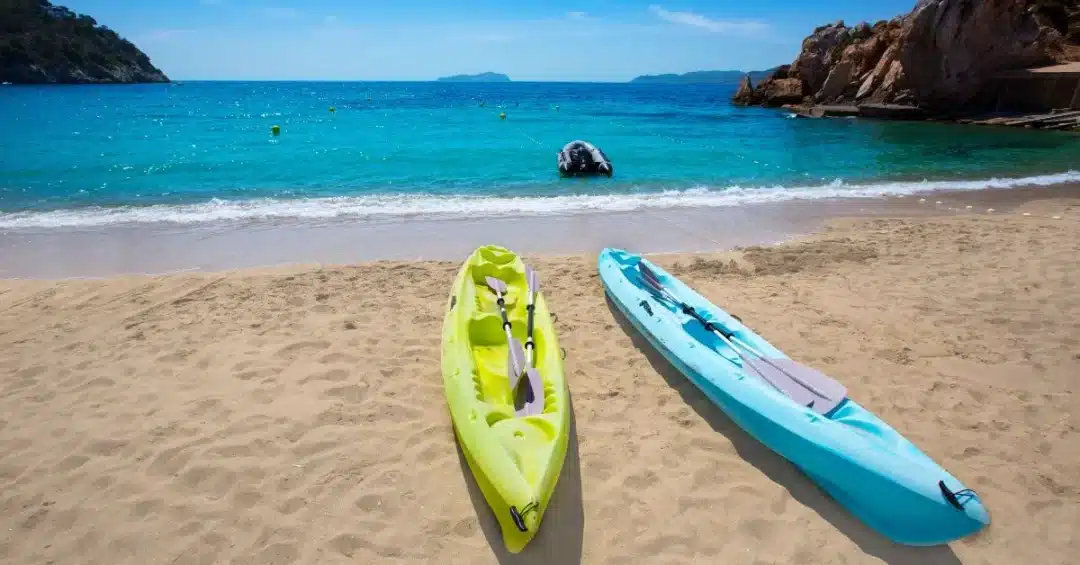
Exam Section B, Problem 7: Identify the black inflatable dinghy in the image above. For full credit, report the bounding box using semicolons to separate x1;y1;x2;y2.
557;140;613;177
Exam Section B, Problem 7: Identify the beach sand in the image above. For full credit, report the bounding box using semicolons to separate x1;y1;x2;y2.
2;197;1078;565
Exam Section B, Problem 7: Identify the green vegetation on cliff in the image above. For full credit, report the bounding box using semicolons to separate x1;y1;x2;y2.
1;0;168;84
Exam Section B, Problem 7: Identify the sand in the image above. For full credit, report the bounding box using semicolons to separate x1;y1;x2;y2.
2;197;1078;565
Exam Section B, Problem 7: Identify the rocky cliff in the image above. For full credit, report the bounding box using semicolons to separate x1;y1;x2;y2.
1;0;168;84
734;0;1080;113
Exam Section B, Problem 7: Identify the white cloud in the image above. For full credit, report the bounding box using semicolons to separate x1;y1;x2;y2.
567;11;589;20
262;7;300;20
648;5;768;35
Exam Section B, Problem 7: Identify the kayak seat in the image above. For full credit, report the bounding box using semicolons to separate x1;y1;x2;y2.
468;311;513;346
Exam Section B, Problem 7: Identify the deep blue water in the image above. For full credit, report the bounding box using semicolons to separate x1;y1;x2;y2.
1;81;1078;227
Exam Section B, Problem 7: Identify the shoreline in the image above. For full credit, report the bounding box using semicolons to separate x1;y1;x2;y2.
1;182;1077;279
2;195;1077;564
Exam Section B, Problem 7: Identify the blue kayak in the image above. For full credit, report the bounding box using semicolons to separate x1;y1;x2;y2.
599;248;989;546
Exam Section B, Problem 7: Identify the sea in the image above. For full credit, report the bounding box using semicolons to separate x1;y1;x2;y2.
2;81;1079;229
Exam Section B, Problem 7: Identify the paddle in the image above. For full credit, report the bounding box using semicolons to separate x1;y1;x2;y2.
637;261;847;415
485;276;527;392
486;274;545;417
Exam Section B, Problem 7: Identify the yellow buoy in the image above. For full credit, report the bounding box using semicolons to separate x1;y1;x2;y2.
271;125;281;136
499;112;507;120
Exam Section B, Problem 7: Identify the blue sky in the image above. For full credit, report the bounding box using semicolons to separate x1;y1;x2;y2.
63;0;917;81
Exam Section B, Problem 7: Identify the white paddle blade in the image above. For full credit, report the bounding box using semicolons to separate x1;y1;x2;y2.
515;368;545;417
485;276;508;296
526;266;540;296
638;263;662;291
742;356;846;415
507;338;527;389
767;358;848;405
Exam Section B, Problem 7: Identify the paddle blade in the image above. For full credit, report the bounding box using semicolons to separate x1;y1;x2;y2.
485;276;508;296
515;368;545;417
507;337;527;389
526;266;540;296
637;262;664;294
768;358;848;405
741;356;846;415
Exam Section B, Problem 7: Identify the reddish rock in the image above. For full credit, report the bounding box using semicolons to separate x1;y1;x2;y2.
817;61;854;100
873;60;907;102
899;0;1065;110
761;78;805;106
839;32;893;79
732;0;1077;114
733;74;756;106
791;21;855;94
855;71;877;100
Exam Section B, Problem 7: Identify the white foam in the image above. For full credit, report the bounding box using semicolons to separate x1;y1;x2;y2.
2;171;1078;229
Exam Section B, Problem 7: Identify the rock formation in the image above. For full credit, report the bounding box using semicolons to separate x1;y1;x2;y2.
735;0;1080;113
1;1;168;84
733;75;755;105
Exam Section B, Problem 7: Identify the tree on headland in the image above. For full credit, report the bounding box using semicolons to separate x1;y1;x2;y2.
0;0;169;84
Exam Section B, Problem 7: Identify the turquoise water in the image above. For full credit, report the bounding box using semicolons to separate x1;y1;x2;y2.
1;81;1078;227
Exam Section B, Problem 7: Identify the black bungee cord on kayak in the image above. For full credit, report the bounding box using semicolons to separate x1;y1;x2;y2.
509;501;539;532
939;481;979;510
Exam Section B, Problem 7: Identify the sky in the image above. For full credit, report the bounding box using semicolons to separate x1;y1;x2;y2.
62;0;918;81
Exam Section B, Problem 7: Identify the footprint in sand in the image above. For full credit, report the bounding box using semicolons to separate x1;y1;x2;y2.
278;497;307;516
156;349;194;364
0;463;25;482
251;384;285;405
186;397;225;418
87;439;129;457
253;542;299;565
54;455;90;472
318;352;356;365
323;384;367;404
180;466;237;498
148;446;195;476
291;440;339;459
300;368;350;384
15;365;47;380
623;469;660;490
231;489;263;509
276;340;331;358
73;377;116;391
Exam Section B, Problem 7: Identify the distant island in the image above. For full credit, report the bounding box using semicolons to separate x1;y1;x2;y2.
436;72;511;83
0;0;168;84
631;69;777;84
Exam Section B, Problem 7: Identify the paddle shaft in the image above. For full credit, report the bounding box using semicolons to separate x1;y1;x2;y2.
493;293;515;340
525;295;536;365
524;267;540;366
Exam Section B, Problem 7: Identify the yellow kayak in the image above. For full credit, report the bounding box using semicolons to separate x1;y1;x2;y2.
441;245;569;553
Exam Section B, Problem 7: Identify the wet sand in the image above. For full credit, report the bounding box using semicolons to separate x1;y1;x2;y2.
2;183;1076;279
